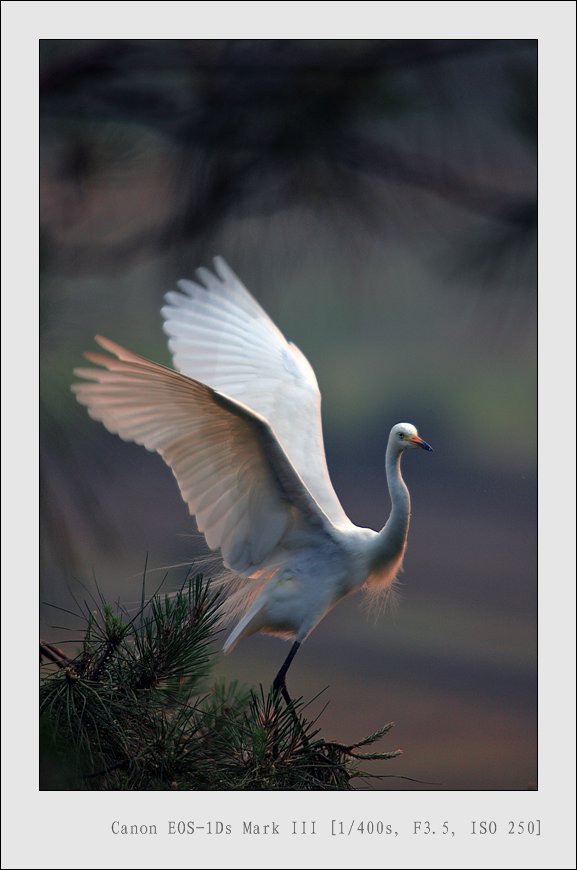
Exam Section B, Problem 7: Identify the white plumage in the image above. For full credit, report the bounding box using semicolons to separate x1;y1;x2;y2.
72;258;432;695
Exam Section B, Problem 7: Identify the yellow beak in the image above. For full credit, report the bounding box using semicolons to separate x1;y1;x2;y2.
409;434;433;451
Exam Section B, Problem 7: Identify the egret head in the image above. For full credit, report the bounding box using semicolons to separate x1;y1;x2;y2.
390;422;433;453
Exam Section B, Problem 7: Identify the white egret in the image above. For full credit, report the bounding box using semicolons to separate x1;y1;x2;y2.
72;258;432;702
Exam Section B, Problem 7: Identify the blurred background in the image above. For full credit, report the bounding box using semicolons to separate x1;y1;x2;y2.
40;39;536;790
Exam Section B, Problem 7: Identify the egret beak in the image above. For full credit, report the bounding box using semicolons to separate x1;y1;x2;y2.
410;434;433;452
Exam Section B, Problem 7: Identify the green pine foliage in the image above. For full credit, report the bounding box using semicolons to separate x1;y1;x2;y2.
40;573;401;790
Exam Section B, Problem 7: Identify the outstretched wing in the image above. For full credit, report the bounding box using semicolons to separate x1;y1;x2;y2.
72;337;335;575
161;257;351;528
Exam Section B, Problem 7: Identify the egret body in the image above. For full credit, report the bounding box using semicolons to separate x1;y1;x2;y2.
73;258;432;699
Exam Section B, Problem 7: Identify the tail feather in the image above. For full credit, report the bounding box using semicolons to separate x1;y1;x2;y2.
223;596;268;653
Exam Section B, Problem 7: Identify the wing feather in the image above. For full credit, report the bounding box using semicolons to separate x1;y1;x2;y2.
161;257;352;527
72;337;334;574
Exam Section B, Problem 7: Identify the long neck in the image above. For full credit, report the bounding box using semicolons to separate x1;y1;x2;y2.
372;444;411;568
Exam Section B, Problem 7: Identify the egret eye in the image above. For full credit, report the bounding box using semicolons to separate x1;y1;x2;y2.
399;433;404;439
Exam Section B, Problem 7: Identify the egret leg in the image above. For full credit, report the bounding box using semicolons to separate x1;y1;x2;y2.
272;641;301;706
271;641;308;757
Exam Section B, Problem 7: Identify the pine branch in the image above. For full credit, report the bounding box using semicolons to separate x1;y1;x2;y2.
40;572;402;790
40;640;70;668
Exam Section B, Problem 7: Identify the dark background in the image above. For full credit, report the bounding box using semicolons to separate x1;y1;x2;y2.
40;39;537;789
